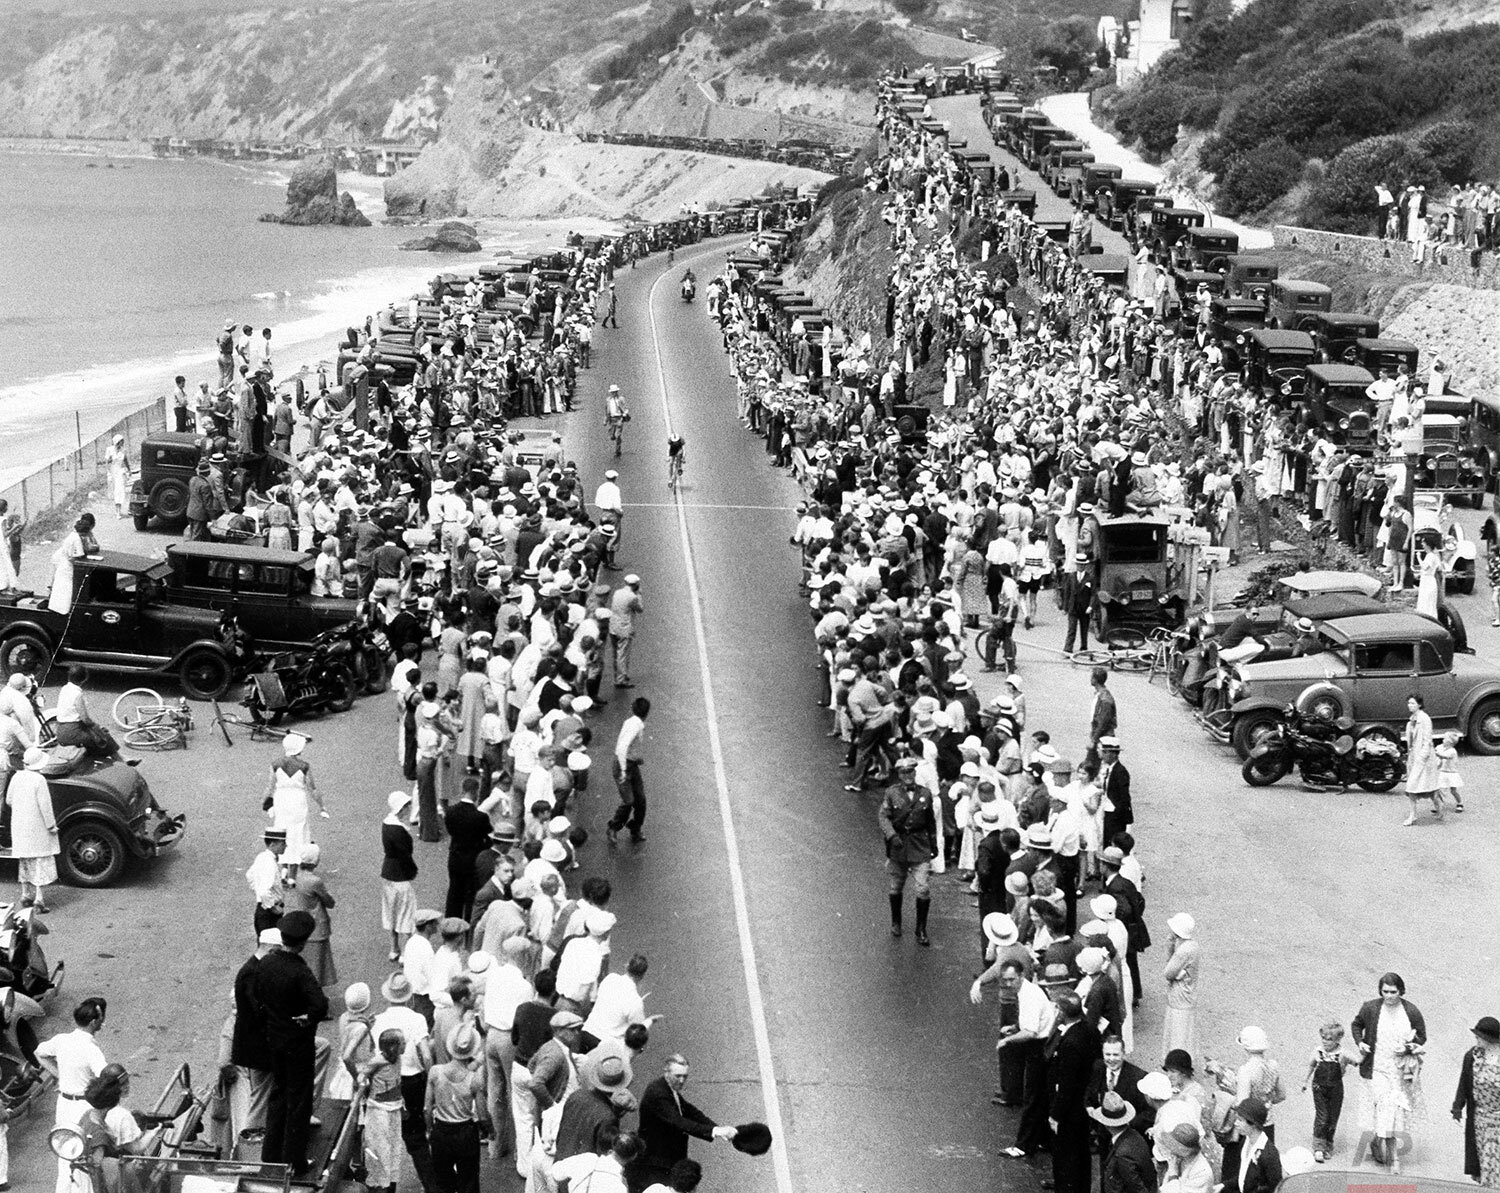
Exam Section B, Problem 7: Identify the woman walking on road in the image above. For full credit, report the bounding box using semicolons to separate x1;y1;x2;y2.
1403;695;1442;826
1452;1015;1500;1188
1351;972;1427;1171
263;732;327;855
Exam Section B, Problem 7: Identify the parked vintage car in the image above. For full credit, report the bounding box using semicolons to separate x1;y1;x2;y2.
1074;162;1123;210
1173;270;1225;323
1102;180;1155;229
1128;194;1176;245
1086;515;1188;634
1175;227;1240;273
128;432;205;529
1409;490;1479;589
162;541;360;651
1082;254;1130;293
0;552;245;698
1305;363;1379;452
1207;296;1269;369
1353;336;1420;378
0;750;185;886
1241;328;1316;403
1267;279;1333;331
1146;207;1206;256
1412;416;1489;510
1213;612;1500;757
1225;256;1280;303
1312;312;1383;365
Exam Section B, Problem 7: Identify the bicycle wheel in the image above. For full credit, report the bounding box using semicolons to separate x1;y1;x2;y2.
124;724;180;750
1070;648;1114;667
114;688;165;729
1111;649;1153;673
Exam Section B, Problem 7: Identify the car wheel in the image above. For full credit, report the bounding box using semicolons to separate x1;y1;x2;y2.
132;513;151;532
1295;682;1348;724
149;479;190;523
1231;712;1282;759
1466;697;1500;755
60;821;127;888
178;649;231;700
0;632;52;680
326;664;357;712
1456;568;1476;595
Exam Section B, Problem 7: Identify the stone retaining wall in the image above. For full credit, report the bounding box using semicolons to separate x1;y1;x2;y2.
1273;224;1500;288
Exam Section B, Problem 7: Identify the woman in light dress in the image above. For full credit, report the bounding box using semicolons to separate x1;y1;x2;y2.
312;538;344;597
1162;913;1201;1058
1403;694;1442;826
105;435;131;518
325;981;375;1102
1415;542;1443;620
262;732;326;855
48;513;98;615
1352;972;1427;1171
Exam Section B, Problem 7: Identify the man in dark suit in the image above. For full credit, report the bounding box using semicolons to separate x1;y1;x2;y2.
1092;1091;1158;1193
1228;1096;1282;1193
1100;847;1150;1008
1087;667;1117;767
1098;738;1132;844
1047;992;1102;1193
636;1054;736;1189
253;911;329;1175
1062;557;1096;655
444;778;492;921
1087;1035;1152;1146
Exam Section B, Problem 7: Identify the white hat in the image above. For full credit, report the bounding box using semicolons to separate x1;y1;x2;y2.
605;469;618;480
283;733;308;757
387;790;413;814
624;574;641;586
1090;894;1118;921
1239;1025;1270;1053
540;839;568;864
1139;1071;1174;1101
1167;912;1195;939
982;913;1018;947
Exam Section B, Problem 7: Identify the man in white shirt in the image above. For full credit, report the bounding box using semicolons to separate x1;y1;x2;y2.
245;828;288;937
371;972;437;1186
479;935;533;1160
551;1131;642;1193
1367;367;1398;433
582;954;661;1049
36;996;108;1193
400;909;442;1020
555;908;615;1014
594;468;624;565
996;961;1056;1160
607;576;644;688
607;697;650;844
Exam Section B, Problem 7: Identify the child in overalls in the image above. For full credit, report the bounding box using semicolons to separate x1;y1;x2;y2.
1303;1021;1356;1162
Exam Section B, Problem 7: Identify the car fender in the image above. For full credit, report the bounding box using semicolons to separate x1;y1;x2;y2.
1228;696;1286;717
1457;682;1500;727
56;799;134;839
164;638;235;671
0;619;58;648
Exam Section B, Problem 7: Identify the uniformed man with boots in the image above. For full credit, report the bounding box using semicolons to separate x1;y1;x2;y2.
879;757;939;946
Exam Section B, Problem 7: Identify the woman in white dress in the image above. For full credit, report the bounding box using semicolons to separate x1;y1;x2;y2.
47;513;98;615
262;733;326;855
8;746;59;911
1403;694;1442;826
104;435;130;518
1415;542;1442;619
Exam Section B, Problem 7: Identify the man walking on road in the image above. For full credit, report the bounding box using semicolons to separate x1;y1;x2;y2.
609;575;643;688
879;757;938;944
603;282;618;329
1088;667;1117;768
637;1054;739;1188
596;468;624;564
608;696;651;845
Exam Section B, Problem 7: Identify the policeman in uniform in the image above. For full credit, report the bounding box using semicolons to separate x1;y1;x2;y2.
879;757;939;945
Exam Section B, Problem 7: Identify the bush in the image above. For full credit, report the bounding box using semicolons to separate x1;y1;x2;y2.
1307;134;1441;231
1216;138;1303;218
1113;83;1190;160
1415;120;1477;183
713;10;773;55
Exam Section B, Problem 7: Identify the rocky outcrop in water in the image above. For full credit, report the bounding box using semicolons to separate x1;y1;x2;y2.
399;221;482;252
261;156;371;226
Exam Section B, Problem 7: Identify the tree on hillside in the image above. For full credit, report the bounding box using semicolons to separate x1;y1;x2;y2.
1034;16;1097;88
1305;134;1442;233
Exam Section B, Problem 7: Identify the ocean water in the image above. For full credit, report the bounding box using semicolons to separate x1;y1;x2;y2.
0;150;609;489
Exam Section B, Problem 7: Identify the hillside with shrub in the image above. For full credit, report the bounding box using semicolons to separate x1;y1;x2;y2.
1093;0;1500;231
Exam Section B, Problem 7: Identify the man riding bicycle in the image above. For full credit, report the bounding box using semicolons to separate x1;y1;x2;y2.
667;434;687;489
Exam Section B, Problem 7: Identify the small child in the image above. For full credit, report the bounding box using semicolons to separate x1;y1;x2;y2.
1436;731;1464;812
1302;1020;1356;1163
359;1029;407;1193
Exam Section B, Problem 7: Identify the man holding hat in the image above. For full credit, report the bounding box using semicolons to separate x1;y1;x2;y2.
1091;1089;1157;1193
879;757;939;945
637;1054;739;1189
253;910;329;1175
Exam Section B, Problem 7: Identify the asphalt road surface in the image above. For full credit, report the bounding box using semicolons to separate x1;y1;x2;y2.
7;205;1500;1190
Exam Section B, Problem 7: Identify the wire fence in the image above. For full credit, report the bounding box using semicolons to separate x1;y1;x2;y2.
0;397;168;526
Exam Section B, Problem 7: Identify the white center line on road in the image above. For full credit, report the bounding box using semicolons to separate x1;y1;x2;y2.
621;502;797;511
646;246;794;1193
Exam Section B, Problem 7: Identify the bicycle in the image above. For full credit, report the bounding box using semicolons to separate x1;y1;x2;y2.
667;443;685;492
209;699;310;746
112;687;194;750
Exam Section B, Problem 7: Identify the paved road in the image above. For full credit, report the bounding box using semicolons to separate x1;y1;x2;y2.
7;201;1500;1191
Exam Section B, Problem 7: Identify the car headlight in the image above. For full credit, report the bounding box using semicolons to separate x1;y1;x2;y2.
1280;382;1291;395
1228;676;1245;702
1236;333;1246;344
1339;418;1350;430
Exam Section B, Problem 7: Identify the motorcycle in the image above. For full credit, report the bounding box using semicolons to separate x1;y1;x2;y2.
681;277;696;302
331;616;391;695
1241;705;1404;791
244;629;358;726
0;902;63;1010
0;984;48;1119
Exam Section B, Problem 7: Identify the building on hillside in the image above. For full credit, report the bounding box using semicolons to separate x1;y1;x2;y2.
1112;0;1251;85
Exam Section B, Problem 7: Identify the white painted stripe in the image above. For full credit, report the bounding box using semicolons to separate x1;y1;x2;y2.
621;502;797;511
645;246;795;1193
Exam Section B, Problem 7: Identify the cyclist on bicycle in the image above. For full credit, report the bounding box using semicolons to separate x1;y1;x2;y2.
667;434;686;488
